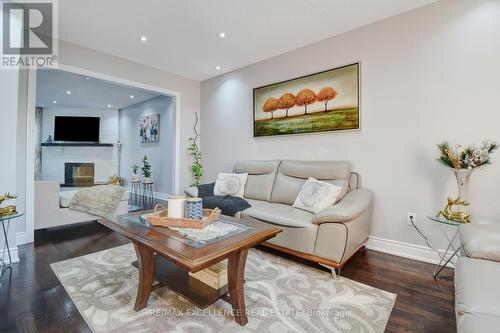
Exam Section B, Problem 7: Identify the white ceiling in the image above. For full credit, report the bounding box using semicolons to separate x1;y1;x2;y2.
36;69;160;109
58;0;437;81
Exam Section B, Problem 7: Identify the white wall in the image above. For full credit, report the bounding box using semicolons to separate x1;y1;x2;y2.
40;107;119;183
0;63;21;263
200;0;500;256
1;6;23;256
15;70;28;236
120;96;174;195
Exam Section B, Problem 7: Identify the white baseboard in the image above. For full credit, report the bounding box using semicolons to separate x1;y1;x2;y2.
366;236;457;268
16;231;27;245
0;246;20;265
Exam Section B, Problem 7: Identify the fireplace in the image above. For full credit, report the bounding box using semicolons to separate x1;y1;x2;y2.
64;163;95;187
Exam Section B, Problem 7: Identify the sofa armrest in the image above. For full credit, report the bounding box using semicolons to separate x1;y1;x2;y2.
313;188;373;224
184;186;198;198
460;223;500;262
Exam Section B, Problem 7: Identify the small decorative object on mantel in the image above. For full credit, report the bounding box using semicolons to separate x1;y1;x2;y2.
45;135;53;144
141;155;152;184
108;175;123;186
148;204;221;229
0;193;17;216
436;140;497;221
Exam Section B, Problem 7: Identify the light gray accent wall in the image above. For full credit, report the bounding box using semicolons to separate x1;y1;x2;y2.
200;0;500;250
119;96;174;194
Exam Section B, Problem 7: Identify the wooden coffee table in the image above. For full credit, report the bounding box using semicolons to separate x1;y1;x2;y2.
98;213;281;326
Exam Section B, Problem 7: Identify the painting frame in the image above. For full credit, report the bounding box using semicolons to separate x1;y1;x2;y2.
253;62;361;137
139;113;160;143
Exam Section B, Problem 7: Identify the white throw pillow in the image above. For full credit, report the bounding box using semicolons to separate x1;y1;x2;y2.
213;173;248;198
293;177;343;213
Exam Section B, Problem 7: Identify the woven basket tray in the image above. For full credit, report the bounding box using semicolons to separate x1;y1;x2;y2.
147;204;221;229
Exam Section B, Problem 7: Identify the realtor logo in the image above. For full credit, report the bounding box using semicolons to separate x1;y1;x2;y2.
1;0;58;68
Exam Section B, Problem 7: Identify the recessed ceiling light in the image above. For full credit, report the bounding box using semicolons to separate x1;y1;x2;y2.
140;36;148;42
66;90;71;94
107;104;112;108
130;95;134;99
219;32;226;38
215;66;221;70
85;77;90;80
52;100;57;104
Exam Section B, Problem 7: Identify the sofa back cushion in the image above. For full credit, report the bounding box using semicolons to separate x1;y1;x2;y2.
271;160;351;205
233;160;281;202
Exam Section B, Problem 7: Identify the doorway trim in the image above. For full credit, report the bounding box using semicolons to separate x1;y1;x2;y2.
23;63;182;244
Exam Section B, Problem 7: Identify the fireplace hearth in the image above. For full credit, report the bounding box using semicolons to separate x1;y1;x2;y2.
64;163;95;187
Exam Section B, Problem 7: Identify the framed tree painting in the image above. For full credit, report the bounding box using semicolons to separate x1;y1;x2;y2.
253;63;360;137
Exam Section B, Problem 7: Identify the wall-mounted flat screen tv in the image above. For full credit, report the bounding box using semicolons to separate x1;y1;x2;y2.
54;116;100;142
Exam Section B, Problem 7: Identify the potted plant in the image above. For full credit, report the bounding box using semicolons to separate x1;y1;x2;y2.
187;112;202;186
141;156;152;183
131;164;140;182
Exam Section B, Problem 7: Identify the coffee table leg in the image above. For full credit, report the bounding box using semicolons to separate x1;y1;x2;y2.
228;248;249;326
133;243;154;311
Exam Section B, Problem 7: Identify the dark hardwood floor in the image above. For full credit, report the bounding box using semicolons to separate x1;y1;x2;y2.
0;221;455;333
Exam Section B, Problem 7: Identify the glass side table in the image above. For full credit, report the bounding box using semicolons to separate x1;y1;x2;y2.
0;212;24;278
410;214;497;278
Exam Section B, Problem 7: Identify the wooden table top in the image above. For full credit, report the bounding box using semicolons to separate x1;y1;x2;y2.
98;212;281;273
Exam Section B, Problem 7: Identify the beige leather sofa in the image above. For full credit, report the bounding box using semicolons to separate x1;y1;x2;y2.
186;160;373;276
455;222;500;332
35;181;129;229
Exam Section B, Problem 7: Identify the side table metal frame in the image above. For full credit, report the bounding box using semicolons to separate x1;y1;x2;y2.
410;216;461;278
0;212;23;278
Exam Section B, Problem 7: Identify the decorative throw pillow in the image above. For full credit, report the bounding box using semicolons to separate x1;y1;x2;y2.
213;173;248;198
293;177;343;213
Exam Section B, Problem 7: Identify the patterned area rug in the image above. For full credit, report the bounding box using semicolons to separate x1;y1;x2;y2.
51;244;396;332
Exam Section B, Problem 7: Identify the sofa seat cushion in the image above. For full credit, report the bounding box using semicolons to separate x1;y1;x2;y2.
455;256;500;319
244;202;314;228
60;188;129;208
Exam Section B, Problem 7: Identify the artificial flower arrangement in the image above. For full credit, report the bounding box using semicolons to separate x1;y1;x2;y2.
437;140;497;169
435;140;497;223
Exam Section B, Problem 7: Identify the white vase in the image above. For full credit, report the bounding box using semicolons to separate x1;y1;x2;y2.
453;168;473;211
